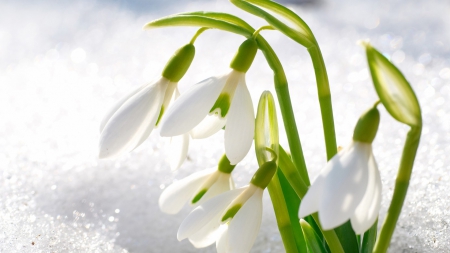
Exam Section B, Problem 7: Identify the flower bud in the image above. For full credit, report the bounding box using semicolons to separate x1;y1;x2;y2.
353;106;380;143
229;38;258;73
162;43;195;82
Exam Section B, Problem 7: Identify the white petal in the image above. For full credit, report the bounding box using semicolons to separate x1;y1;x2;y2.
224;78;255;165
228;188;263;253
351;154;382;234
188;219;221;248
216;225;229;253
190;114;227;139
298;164;332;218
168;133;190;171
158;168;214;214
178;188;246;241
160;75;228;137
195;173;233;206
98;79;167;159
319;142;372;230
99;83;147;133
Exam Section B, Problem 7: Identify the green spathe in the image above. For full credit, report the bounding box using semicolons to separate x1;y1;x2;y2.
251;161;277;189
230;38;258;73
162;43;195;82
218;154;236;174
365;43;421;127
353;107;380;144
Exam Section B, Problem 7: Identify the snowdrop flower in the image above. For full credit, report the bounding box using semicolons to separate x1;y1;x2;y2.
299;106;382;234
177;160;277;252
159;155;236;216
160;38;258;165
98;43;195;160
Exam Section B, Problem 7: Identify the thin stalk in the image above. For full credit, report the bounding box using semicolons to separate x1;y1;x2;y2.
255;35;311;185
307;46;337;160
373;125;422;253
190;27;209;44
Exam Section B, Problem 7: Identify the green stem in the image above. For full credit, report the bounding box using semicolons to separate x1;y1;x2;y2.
311;213;345;253
190;27;209;44
373;125;422;253
307;46;337;160
255;35;311;185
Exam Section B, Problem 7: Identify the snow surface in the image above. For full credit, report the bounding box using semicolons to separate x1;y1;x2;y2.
0;0;449;252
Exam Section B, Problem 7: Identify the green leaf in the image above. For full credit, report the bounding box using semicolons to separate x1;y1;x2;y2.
143;14;252;38
361;220;378;253
365;43;421;127
300;219;329;253
267;171;306;253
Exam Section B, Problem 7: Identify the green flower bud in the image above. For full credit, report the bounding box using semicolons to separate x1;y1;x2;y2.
229;38;258;73
353;106;380;143
250;161;277;189
162;43;195;82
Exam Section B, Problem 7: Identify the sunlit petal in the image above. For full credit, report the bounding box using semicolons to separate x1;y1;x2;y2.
216;225;229;253
169;133;190;171
160;75;228;137
351;154;382;234
224;78;255;165
178;188;245;241
158;168;214;214
190;114;227;139
228;188;263;253
99;83;148;133
98;79;167;159
319;142;372;230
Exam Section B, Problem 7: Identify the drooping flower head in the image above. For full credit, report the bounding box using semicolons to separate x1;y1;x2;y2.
160;38;258;165
299;105;382;234
159;154;236;216
177;160;277;252
98;43;195;160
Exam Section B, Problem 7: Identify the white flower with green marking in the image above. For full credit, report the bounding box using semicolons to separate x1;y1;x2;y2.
98;77;181;159
177;184;263;252
299;107;382;234
160;69;255;165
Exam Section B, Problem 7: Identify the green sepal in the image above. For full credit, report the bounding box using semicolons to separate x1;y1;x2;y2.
221;204;242;222
300;219;329;253
353;106;380;143
162;43;195;82
217;154;236;174
210;94;231;117
230;38;258;73
250;160;277;189
365;43;421;127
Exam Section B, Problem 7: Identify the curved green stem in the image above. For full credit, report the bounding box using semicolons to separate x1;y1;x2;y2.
190;27;209;44
373;125;422;253
307;46;337;160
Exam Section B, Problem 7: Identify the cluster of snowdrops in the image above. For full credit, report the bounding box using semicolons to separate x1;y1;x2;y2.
98;1;422;253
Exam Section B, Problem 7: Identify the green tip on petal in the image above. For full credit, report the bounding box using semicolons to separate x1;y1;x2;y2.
162;43;195;82
210;93;231;118
218;154;236;174
365;43;421;127
221;204;242;222
230;38;258;73
353;106;380;143
155;105;165;126
191;189;207;204
250;161;277;189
